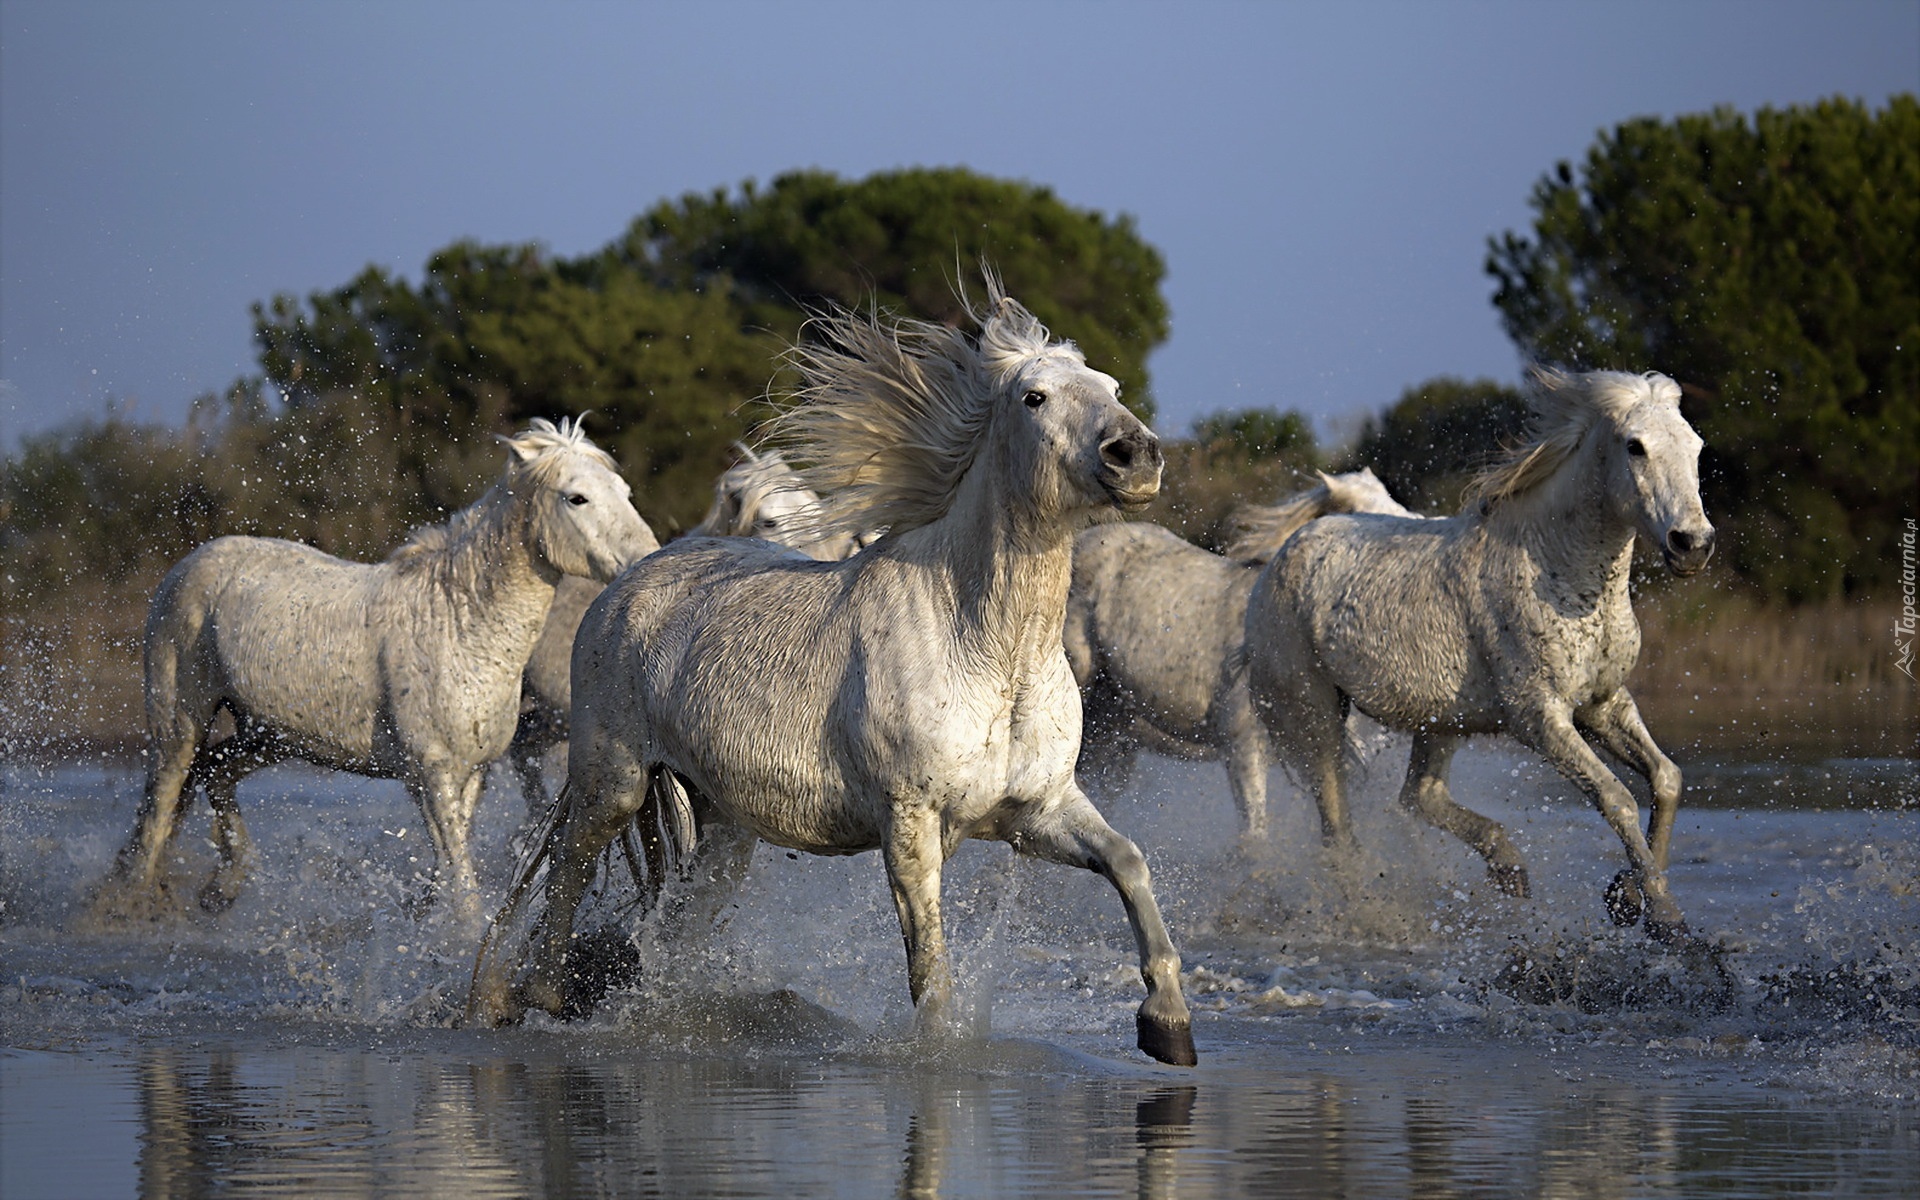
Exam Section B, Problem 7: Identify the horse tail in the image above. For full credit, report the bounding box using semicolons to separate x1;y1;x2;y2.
1223;475;1337;564
635;766;700;891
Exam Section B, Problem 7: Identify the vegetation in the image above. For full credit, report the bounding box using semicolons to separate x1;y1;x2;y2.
6;111;1916;756
1143;407;1323;551
1342;377;1528;514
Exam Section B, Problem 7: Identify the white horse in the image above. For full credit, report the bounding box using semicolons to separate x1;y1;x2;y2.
503;445;858;812
1244;369;1714;940
1064;470;1418;838
97;419;659;921
470;287;1198;1065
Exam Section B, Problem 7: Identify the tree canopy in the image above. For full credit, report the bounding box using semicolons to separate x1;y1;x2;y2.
1343;377;1528;515
1487;95;1918;600
250;167;1168;534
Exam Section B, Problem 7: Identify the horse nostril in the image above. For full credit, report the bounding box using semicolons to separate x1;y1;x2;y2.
1669;530;1694;554
1101;436;1135;469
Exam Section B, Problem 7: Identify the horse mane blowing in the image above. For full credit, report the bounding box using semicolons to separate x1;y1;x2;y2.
1462;367;1684;512
765;283;1078;544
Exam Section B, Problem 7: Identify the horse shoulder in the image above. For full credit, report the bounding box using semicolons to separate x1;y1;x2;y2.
1472;536;1642;710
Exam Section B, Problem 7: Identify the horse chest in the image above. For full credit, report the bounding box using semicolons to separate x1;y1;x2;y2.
1493;594;1636;707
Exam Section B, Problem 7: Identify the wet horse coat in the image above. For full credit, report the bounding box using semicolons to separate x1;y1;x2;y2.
472;289;1198;1064
1244;369;1714;937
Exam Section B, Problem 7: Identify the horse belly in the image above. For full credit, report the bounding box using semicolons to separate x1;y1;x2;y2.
1318;601;1499;733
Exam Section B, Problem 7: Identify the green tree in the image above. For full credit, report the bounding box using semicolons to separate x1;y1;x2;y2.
1487;96;1919;601
1345;377;1529;514
252;167;1172;531
612;167;1169;422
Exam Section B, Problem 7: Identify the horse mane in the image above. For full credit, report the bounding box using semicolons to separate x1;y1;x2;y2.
387;417;612;569
766;275;1077;540
1462;368;1682;511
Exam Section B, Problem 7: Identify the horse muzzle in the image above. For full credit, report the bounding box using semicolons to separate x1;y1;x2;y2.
1098;428;1164;512
1661;525;1715;576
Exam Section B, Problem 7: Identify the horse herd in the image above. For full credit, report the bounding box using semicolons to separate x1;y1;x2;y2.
88;283;1714;1067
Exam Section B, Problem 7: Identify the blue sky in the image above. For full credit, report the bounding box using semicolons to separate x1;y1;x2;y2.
2;0;1913;450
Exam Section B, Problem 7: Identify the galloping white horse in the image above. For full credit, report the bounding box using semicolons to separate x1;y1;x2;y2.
503;445;858;812
471;288;1198;1065
1244;369;1713;940
97;419;658;921
1064;470;1418;837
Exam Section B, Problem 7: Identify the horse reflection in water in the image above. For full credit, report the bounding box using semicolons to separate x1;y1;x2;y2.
504;444;862;814
1065;468;1419;839
471;284;1198;1065
94;419;658;923
1245;368;1715;939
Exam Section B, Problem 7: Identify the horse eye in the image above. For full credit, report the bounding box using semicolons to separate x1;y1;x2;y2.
1626;439;1647;458
566;493;590;506
1023;390;1047;409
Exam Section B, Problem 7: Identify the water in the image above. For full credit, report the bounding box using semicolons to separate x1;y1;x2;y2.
3;743;1916;1197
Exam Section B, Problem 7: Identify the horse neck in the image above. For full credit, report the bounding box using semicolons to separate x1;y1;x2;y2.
1487;449;1636;605
895;456;1076;674
429;483;558;637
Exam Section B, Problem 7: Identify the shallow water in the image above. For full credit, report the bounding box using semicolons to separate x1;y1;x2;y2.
3;743;1916;1197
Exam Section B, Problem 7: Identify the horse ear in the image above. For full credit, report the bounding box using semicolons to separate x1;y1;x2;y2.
499;434;542;467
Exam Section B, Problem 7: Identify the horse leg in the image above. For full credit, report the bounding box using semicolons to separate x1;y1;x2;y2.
100;716;203;913
517;756;651;1019
508;704;565;820
1221;690;1271;841
1397;732;1529;897
884;804;955;1029
1257;669;1354;851
192;732;279;913
656;822;756;936
1583;690;1682;872
412;764;487;925
1007;789;1196;1066
1522;705;1686;942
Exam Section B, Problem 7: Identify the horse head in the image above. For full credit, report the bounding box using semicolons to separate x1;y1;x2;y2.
700;445;855;559
506;418;660;583
977;293;1163;524
1595;372;1716;576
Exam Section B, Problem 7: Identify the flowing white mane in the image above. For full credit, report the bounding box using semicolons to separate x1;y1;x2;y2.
1464;368;1681;511
767;282;1076;541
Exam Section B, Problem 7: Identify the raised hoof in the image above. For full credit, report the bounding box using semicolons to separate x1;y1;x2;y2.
1489;862;1531;899
1137;1013;1198;1067
1604;870;1645;927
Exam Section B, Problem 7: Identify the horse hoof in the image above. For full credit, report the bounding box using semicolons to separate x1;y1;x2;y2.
1604;870;1645;927
197;876;244;914
1137;1014;1198;1067
1489;863;1531;899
